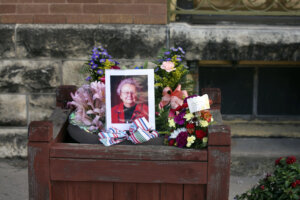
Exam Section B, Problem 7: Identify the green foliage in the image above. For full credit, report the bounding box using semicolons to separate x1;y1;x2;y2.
235;156;300;200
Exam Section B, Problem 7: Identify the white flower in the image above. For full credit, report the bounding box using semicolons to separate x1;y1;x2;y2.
200;120;209;127
170;128;187;139
202;137;208;143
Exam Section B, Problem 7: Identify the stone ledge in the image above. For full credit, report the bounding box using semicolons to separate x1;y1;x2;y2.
170;23;300;61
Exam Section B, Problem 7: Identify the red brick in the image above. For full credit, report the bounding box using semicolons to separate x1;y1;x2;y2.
99;0;132;3
17;5;48;14
0;0;17;2
0;5;16;14
100;14;132;24
34;14;66;23
18;0;33;3
67;0;97;3
50;4;81;14
134;0;166;3
84;4;148;15
149;4;166;15
0;14;33;23
134;15;166;24
66;14;100;23
34;0;65;3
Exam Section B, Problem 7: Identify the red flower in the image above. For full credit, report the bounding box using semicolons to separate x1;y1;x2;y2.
186;123;195;129
195;130;207;139
111;65;120;69
99;77;105;83
286;156;296;164
168;139;175;146
182;103;188;108
260;185;265;190
275;157;282;165
291;182;297;188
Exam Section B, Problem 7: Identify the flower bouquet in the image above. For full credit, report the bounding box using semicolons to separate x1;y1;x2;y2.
82;45;120;83
154;47;193;133
166;95;213;149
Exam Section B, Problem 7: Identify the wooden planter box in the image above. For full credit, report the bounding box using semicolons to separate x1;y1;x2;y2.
28;86;231;200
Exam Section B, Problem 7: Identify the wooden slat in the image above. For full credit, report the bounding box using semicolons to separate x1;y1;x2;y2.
114;183;136;200
207;146;231;200
161;184;183;200
50;143;207;161
208;125;231;146
184;184;206;200
52;181;113;200
52;181;68;200
50;158;207;184
137;183;160;200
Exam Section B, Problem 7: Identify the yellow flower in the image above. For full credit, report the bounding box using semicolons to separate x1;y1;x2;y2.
186;135;196;147
200;120;209;127
168;118;176;128
184;113;194;121
202;137;208;143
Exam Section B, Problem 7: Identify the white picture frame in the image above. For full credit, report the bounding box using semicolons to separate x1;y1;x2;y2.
105;69;155;131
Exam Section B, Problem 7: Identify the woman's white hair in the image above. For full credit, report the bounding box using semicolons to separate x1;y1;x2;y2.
116;78;140;96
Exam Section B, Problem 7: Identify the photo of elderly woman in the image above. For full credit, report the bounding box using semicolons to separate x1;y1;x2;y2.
111;76;148;124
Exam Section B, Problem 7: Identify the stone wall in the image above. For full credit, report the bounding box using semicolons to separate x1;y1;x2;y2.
0;23;300;157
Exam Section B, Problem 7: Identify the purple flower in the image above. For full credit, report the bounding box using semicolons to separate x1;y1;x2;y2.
85;76;91;81
157;59;164;62
176;131;188;148
100;59;106;63
97;69;103;75
166;58;171;61
177;57;182;62
174;110;186;125
164;51;170;55
155;67;159;72
91;64;98;69
178;47;185;54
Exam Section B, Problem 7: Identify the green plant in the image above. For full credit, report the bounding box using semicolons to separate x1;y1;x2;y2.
235;156;300;200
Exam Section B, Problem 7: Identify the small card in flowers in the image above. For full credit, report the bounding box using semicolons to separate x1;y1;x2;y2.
187;94;210;113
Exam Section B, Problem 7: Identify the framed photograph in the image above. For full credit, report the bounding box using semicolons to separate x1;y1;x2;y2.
105;69;155;131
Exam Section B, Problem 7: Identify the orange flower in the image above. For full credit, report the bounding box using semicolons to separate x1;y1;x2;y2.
201;110;212;122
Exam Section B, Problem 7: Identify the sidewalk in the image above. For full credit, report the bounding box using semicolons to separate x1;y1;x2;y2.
1;137;300;200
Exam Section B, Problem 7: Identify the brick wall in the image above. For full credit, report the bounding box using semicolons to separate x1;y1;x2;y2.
0;0;167;24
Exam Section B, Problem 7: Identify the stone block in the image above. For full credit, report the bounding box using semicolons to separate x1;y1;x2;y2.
62;60;88;86
0;128;27;158
16;24;95;59
0;24;15;58
0;95;26;126
15;24;167;59
29;94;56;122
0;60;61;93
170;23;300;61
94;24;167;59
